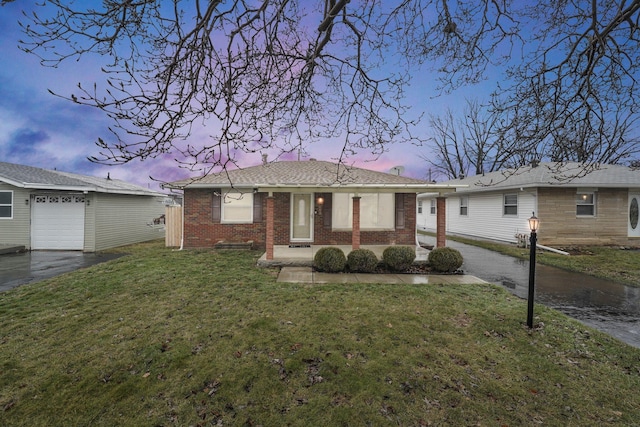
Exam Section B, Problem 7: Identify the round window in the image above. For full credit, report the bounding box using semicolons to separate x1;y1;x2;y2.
630;197;639;230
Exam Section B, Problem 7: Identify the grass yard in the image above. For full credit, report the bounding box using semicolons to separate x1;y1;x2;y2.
1;241;639;426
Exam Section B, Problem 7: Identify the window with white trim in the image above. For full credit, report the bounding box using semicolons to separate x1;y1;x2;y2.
503;193;518;216
459;196;468;216
430;199;436;215
417;200;423;214
576;192;596;216
0;191;12;219
332;193;394;229
221;192;253;223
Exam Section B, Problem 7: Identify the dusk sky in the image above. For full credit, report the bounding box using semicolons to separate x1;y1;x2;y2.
0;2;496;192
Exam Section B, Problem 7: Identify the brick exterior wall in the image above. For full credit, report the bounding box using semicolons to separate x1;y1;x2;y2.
538;187;636;245
436;197;446;247
183;188;267;248
184;189;418;249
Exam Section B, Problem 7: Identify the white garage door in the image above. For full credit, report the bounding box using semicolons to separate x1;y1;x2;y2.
31;194;86;250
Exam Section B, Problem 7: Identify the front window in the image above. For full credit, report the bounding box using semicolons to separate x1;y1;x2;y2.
430;199;436;215
332;193;394;229
503;194;518;216
576;192;596;216
417;200;423;214
459;196;468;216
0;191;12;219
221;192;253;223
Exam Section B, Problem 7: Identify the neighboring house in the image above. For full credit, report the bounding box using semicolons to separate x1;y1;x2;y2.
0;161;167;251
418;162;640;246
165;159;460;259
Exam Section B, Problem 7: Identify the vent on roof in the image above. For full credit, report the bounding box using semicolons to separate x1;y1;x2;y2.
309;158;317;161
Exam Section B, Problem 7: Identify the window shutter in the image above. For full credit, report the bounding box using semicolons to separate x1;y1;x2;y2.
212;189;221;222
253;192;264;223
323;193;332;227
395;193;405;229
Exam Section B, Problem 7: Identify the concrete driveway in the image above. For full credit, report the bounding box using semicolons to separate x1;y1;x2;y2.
0;251;124;292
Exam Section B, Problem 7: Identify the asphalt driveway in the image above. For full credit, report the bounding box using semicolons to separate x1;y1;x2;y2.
0;251;124;292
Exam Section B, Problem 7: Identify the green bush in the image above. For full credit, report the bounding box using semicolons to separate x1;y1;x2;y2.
382;246;416;272
313;247;347;273
428;247;464;272
346;249;379;273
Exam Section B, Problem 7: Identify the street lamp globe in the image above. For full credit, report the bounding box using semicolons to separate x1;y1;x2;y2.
528;213;539;233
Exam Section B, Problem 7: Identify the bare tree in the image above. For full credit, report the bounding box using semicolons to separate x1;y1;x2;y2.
422;99;513;180
5;0;640;175
422;108;468;180
492;1;640;167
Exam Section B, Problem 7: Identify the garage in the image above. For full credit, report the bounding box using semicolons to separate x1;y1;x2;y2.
31;194;86;250
2;161;167;252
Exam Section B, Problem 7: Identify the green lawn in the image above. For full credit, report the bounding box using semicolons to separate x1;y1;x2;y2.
1;241;639;426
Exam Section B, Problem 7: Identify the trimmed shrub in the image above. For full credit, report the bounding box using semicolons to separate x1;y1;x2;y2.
346;249;379;273
428;247;464;273
382;246;416;272
313;247;347;273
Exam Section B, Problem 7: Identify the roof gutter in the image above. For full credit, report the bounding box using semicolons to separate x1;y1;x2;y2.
167;182;465;193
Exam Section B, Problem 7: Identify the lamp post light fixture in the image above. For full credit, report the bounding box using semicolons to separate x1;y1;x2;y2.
527;212;539;329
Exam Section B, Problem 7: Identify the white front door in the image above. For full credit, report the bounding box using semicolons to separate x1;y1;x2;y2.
31;194;86;250
291;193;313;242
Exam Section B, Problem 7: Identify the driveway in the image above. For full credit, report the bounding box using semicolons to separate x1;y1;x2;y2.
0;251;124;292
418;234;640;349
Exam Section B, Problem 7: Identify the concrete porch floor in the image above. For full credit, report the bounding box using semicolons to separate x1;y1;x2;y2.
257;244;429;267
257;244;487;284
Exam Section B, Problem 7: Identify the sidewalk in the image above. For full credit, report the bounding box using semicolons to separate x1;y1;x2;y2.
277;267;487;284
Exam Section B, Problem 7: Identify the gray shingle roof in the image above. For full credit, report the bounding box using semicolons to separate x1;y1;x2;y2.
168;160;453;191
436;162;640;194
0;161;163;196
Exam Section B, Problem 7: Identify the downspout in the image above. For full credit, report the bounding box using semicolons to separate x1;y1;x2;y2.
179;193;184;250
415;194;420;247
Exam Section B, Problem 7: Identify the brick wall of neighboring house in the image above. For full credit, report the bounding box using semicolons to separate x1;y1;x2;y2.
538;187;634;245
185;189;419;249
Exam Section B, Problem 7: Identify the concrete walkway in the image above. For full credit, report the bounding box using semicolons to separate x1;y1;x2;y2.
277;266;486;284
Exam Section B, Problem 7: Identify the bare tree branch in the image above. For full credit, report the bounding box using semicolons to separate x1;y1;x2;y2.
9;0;640;177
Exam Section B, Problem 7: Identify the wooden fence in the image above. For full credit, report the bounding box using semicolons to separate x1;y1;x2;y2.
165;205;182;247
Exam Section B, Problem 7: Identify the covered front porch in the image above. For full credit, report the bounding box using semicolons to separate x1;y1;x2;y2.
257;244;429;267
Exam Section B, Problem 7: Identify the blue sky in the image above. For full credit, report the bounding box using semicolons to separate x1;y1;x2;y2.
0;2;493;191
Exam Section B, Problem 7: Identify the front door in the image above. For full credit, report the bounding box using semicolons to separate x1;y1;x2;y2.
291;193;313;242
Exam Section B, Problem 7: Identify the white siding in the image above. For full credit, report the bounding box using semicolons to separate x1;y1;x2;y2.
0;184;31;247
416;196;438;230
93;193;166;251
418;190;537;243
83;193;97;252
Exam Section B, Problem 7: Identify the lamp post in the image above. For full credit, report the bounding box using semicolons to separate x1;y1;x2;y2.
527;213;540;328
